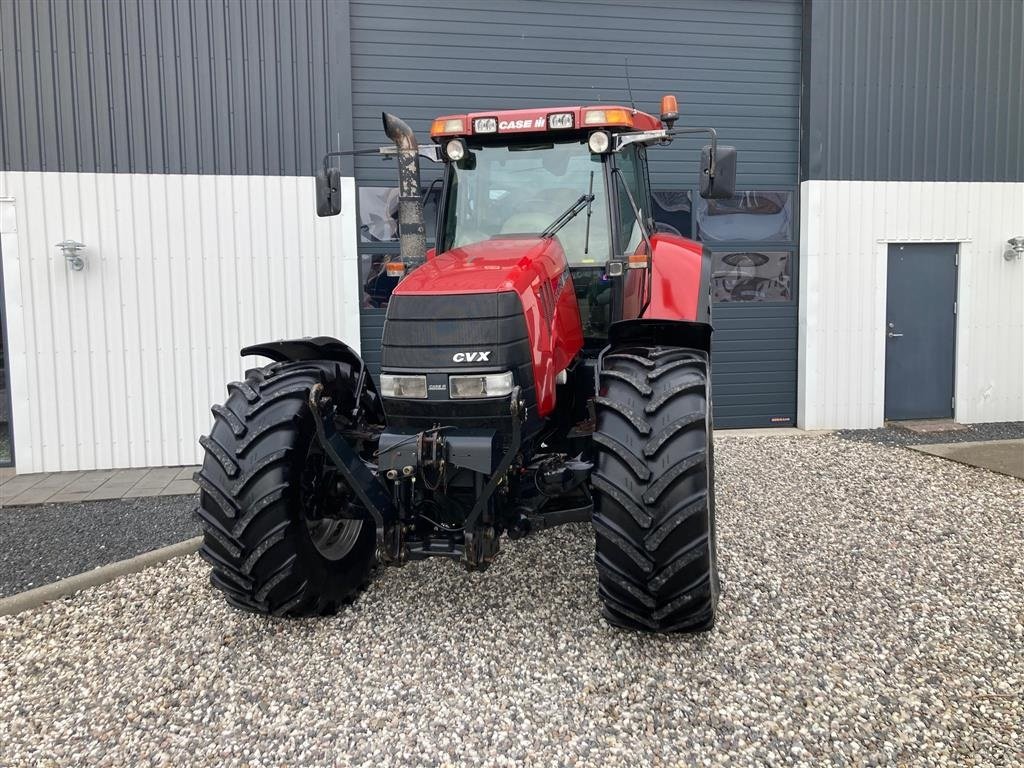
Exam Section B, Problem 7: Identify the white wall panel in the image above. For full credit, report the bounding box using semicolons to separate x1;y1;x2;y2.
0;171;360;473
799;180;1024;429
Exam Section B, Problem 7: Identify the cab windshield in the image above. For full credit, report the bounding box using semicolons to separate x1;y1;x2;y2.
441;140;610;265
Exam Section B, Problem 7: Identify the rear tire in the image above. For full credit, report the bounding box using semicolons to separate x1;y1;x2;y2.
591;345;719;632
195;360;380;616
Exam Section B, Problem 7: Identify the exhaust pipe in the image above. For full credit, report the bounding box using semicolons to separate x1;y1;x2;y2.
382;112;427;264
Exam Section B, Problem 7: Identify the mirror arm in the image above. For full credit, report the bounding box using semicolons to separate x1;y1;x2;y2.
320;145;441;173
666;127;719;176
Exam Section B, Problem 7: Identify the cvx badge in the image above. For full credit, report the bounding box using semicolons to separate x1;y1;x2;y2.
452;351;492;363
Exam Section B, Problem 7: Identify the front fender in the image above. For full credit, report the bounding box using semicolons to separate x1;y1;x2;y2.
607;318;712;355
241;336;382;414
646;234;712;324
241;336;362;368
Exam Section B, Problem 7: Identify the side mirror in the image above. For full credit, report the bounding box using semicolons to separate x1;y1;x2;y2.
699;144;737;200
316;167;342;217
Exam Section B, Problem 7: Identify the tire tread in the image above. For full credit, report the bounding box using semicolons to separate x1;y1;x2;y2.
591;345;719;633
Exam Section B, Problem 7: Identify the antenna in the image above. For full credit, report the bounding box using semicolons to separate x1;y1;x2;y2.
624;57;636;111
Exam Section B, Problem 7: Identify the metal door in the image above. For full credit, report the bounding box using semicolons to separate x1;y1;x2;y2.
884;243;958;420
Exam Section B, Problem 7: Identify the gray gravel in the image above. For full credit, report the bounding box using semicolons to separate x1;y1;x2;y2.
1;435;1021;766
839;421;1024;446
0;495;199;597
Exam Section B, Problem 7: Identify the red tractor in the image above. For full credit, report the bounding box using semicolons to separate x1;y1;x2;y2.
195;97;737;633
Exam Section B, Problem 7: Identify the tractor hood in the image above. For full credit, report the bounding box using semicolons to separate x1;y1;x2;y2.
394;236;568;296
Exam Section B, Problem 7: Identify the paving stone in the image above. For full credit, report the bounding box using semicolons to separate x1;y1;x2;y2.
44;491;93;504
1;475;48;502
60;471;118;495
174;466;200;481
161;480;198;496
6;473;84;505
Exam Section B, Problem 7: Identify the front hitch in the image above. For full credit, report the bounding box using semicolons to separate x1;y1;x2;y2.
462;387;525;570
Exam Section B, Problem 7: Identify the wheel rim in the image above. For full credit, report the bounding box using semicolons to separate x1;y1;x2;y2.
305;518;364;561
301;440;366;561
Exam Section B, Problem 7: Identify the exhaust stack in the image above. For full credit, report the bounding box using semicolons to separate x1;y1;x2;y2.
382;112;427;264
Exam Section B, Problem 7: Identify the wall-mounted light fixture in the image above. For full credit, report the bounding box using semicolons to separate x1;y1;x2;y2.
55;239;86;271
1005;236;1024;262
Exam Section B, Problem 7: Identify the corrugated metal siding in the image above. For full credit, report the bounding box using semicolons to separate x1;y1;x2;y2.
713;303;797;428
0;0;353;176
798;180;1024;429
802;0;1024;182
359;308;386;381
349;0;802;188
0;172;361;473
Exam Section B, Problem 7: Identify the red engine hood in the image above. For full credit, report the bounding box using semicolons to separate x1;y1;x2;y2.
390;234;584;420
394;237;566;295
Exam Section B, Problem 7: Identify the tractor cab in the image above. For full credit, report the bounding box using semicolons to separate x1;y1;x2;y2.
424;103;733;341
429;106;656;338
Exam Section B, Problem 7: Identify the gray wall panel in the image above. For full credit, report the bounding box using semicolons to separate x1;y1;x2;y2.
0;0;352;176
349;0;802;189
802;0;1024;182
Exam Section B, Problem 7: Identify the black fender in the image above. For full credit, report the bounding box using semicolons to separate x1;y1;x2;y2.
597;318;712;392
607;318;712;354
242;336;364;370
241;336;380;402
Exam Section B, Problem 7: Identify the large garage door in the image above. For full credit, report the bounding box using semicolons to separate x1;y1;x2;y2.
349;0;801;427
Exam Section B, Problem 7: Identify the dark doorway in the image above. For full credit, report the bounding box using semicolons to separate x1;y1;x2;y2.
884;243;958;421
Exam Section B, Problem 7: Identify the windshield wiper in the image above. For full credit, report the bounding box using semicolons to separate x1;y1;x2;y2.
540;193;595;239
584;170;595;255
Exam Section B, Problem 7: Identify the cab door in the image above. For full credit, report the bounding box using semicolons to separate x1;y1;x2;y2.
612;145;653;320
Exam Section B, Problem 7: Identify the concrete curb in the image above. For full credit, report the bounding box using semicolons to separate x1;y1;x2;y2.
0;536;202;617
719;427;834;438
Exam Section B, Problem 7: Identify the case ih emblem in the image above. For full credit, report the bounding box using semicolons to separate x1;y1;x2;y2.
498;117;547;131
452;351;492;363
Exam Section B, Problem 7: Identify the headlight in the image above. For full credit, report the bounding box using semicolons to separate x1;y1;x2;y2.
547;112;574;129
473;117;498;134
380;374;427;399
449;372;514;399
445;138;466;161
588;130;611;154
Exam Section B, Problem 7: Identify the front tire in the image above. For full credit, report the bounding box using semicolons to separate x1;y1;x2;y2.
591;345;719;632
195;360;380;616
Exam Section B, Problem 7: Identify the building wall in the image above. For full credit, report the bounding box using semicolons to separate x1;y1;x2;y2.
350;0;802;188
801;0;1023;183
0;0;355;176
0;173;359;473
797;0;1024;429
798;180;1024;429
0;0;363;472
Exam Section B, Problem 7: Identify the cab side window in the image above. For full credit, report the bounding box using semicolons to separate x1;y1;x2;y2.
614;146;649;254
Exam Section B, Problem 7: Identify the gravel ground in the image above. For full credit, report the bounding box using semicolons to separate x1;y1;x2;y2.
0;495;199;597
839;421;1024;446
1;435;1022;767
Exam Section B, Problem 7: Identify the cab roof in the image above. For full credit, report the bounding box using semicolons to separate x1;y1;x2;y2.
430;105;664;141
